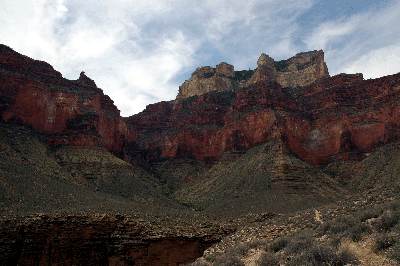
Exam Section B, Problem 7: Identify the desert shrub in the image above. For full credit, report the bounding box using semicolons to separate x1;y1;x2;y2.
349;223;371;241
389;242;400;262
318;215;357;236
308;244;337;264
208;244;247;266
333;248;359;266
285;232;315;254
213;253;244;266
257;252;279;266
286;245;358;266
204;253;218;263
275;60;290;71
268;236;288;252
286;254;314;266
228;242;250;256
373;212;399;231
200;72;214;79
372;233;394;252
248;238;268;249
358;208;382;222
328;235;343;248
189;258;210;266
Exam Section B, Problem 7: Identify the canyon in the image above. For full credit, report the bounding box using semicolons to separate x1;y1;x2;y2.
1;43;400;265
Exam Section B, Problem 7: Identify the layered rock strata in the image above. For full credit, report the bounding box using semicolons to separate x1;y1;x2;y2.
0;44;131;156
1;44;400;168
129;72;400;166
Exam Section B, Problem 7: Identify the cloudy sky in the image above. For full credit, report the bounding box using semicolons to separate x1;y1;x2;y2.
1;0;399;116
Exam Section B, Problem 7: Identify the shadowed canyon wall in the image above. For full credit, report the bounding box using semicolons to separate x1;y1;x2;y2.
0;215;229;266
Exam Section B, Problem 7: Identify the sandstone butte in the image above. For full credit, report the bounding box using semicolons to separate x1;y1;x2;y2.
1;43;400;168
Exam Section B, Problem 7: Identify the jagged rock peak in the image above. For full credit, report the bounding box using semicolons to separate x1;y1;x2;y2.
216;62;235;77
193;66;215;77
78;71;97;87
177;49;330;99
257;53;275;68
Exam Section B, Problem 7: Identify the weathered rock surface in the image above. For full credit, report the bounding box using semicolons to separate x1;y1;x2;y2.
176;63;237;99
176;50;329;99
274;49;329;88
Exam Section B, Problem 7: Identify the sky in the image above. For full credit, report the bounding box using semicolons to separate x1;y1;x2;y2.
1;0;399;116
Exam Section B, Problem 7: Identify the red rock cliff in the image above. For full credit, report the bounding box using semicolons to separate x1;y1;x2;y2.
127;72;400;166
2;44;400;167
0;44;130;155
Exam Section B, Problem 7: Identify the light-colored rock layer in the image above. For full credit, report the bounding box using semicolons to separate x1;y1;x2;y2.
176;50;329;99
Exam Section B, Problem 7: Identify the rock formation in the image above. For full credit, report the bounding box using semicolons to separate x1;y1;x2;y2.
0;44;131;157
176;49;329;99
1;43;400;168
2;44;400;265
176;63;237;99
129;72;400;166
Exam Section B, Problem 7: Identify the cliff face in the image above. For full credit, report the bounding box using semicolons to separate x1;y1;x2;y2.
2;43;400;168
2;43;400;265
0;44;130;155
176;50;329;99
274;50;329;88
128;72;400;166
176;62;237;99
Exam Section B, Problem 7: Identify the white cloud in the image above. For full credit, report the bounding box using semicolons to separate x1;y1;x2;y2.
304;0;400;77
304;14;364;51
343;45;400;79
6;0;398;116
1;0;317;116
0;0;68;59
